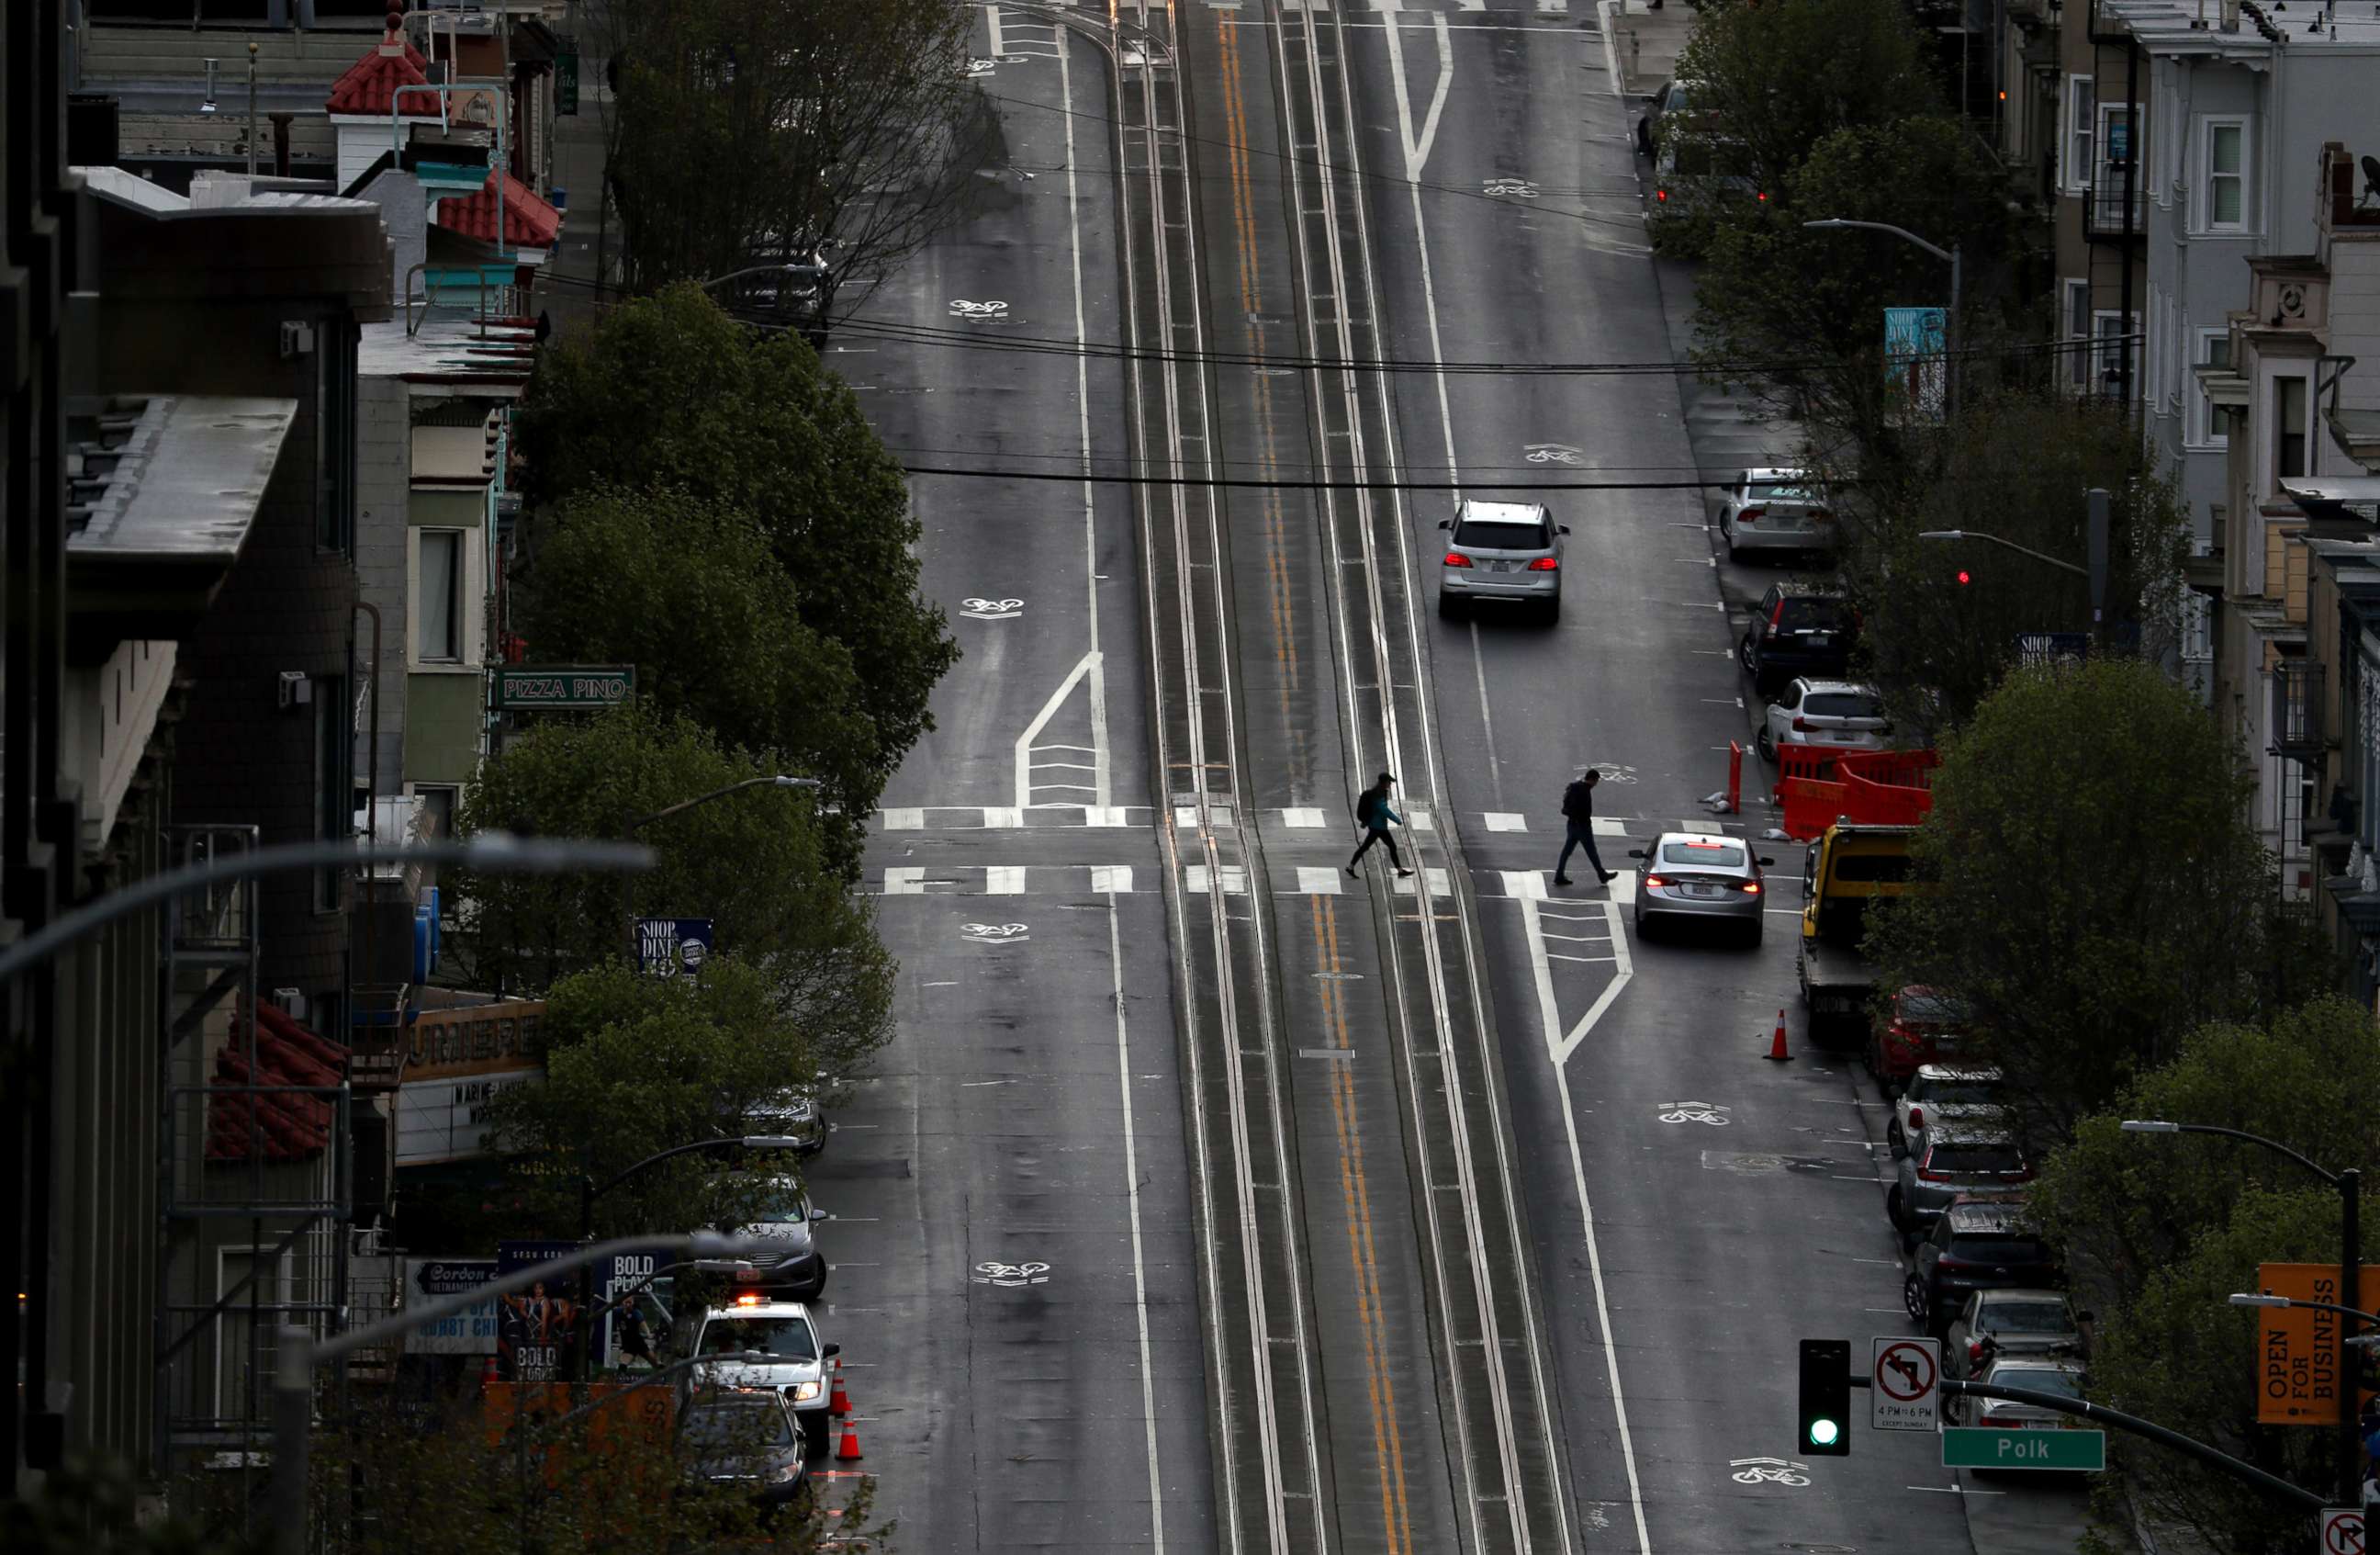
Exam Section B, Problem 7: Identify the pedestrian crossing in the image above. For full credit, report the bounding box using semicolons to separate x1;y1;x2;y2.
870;806;1738;837
873;863;1649;898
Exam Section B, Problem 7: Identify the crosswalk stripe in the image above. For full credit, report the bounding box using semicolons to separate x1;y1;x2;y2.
985;866;1027;894
879;808;925;830
1282;806;1328;828
1296;866;1345;895
1499;870;1547;899
1091;865;1133;895
1390;867;1454;896
1483;812;1529;832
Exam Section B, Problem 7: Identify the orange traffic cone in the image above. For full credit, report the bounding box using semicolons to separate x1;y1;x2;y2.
829;1368;851;1416
836;1420;864;1461
1765;1009;1791;1063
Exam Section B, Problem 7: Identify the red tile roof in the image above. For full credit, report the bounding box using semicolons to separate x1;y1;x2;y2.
326;16;432;118
434;169;562;251
207;1000;351;1164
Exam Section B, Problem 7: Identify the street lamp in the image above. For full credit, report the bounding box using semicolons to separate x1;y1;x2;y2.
575;1134;808;1381
1920;489;2112;635
1916;529;2088;579
2127;1120;2363;1504
1804;218;1962;423
271;1232;767;1555
620;775;821;963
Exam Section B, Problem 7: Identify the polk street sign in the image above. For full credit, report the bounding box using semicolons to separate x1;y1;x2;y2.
1871;1336;1940;1432
1940;1426;2105;1471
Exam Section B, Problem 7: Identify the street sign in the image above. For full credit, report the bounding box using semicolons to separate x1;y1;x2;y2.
556;38;579;116
2251;1265;2380;1425
494;665;634;711
1871;1336;1940;1432
2320;1507;2364;1555
1940;1426;2105;1471
635;918;713;978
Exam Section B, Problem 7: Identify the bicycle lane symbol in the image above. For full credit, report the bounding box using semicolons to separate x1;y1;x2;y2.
1728;1457;1810;1487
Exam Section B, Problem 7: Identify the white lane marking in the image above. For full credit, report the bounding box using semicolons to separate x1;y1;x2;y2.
1060;27;1111;817
1522;896;1650;1554
1091;865;1134;896
1184;865;1249;896
1083;805;1130;826
985;866;1027;895
1469;618;1506;807
1676;820;1721;835
1296;866;1345;895
879;807;925;830
1591;817;1628;837
883;867;925;896
1281;806;1328;828
1403;807;1434;831
1611;870;1637;906
1014;650;1103;810
985;2;1005;55
1482;812;1528;832
1175;806;1200;830
984;806;1026;828
1390;866;1454;896
1099;887;1164;1554
1499;870;1547;899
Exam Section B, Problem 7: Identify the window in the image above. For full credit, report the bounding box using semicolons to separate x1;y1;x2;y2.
2092;311;2141;399
315;674;350;911
2203;118;2250;232
2062;76;2095;193
415;785;459;842
2193;330;2232;446
315;322;355;554
2094;102;2136;228
2064;280;2092;389
418;531;464;662
2276;374;2309;481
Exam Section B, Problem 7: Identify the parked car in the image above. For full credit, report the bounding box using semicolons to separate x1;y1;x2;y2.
751;1083;829;1156
717;1177;829;1301
1868;986;1971;1093
1903;1197;2062;1334
1953;1354;2090;1435
1634;77;1697;156
1890;1065;2002;1157
1438;500;1568;622
1625;831;1776;946
691;1298;840;1451
1738;581;1857;696
1889;1128;2032;1240
1943;1288;2086;1382
677;1386;812;1520
1718;469;1836;560
1757;679;1889;761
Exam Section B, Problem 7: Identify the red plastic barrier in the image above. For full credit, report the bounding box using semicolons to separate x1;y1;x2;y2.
1776;749;1937;840
1726;741;1744;814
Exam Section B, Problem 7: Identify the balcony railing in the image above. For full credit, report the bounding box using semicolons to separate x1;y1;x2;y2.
2274;659;2328;758
2083;179;2145;238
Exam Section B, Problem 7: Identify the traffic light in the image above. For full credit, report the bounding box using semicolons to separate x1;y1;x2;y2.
1956;569;1971;586
1797;1339;1852;1456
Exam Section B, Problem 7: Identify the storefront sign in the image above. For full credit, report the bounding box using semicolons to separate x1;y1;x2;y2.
495;666;634;710
497;1240;584;1383
2253;1264;2380;1425
403;1258;500;1354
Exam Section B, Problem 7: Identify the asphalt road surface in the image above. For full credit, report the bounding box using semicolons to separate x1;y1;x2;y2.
824;1;2097;1551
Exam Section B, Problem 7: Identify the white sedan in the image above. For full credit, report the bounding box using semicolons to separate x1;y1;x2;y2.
1717;468;1835;558
1757;678;1889;761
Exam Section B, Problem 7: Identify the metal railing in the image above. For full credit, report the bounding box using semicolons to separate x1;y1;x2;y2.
2275;659;2328;758
2083;179;2144;238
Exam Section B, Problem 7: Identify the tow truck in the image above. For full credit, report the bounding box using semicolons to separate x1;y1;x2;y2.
1774;749;1937;1028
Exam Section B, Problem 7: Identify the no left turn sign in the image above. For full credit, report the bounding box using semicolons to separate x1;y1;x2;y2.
1871;1336;1940;1432
2321;1506;2363;1555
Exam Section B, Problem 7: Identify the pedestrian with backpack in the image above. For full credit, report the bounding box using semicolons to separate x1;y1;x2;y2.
1348;772;1414;879
1554;767;1619;887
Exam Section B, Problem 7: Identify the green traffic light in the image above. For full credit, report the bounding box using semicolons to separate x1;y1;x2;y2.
1807;1418;1841;1448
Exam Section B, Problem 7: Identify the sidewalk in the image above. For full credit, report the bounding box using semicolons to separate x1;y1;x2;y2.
1607;0;1686;96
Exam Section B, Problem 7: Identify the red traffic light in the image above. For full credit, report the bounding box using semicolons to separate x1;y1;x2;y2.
1957;569;1971;585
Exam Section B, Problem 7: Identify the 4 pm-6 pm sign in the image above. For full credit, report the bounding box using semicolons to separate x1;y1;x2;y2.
495;665;634;711
1941;1426;2106;1471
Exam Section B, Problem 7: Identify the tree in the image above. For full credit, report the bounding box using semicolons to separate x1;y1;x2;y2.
1824;392;2191;735
515;284;958;846
510;486;881;866
1866;658;2333;1142
1671;0;1945;214
2027;1001;2380;1552
482;958;835;1240
450;703;895;1080
0;1455;266;1553
1689;118;2018;438
590;0;987;313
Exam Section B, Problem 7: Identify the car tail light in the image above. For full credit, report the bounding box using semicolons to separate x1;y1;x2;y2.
1656;186;1669;203
1791;716;1809;732
1907;1105;1924;1130
1443;552;1473;568
1916;1159;1952;1183
1980;1412;2021;1428
1738;507;1764;524
1527;557;1558;571
1967;1339;1986;1366
1740;881;1760;894
1642;873;1667;889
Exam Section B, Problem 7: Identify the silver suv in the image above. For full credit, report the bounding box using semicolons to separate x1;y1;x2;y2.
1438;500;1568;622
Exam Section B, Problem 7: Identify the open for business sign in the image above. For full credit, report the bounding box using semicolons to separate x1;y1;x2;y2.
2251;1263;2380;1425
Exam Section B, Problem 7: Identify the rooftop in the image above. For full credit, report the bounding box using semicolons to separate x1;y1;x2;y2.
324;19;433;118
358;304;537;392
432;167;560;252
2098;0;2380;49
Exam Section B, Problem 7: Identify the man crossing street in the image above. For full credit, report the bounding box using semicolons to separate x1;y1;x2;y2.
1555;767;1619;887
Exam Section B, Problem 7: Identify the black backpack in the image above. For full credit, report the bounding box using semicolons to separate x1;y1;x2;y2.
1354;788;1380;828
1561;779;1590;819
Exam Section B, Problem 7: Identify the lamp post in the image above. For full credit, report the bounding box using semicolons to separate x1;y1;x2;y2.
2127;1120;2363;1504
1920;488;2112;639
575;1134;807;1382
1804;218;1962;423
271;1232;766;1555
1916;529;2088;579
619;775;820;966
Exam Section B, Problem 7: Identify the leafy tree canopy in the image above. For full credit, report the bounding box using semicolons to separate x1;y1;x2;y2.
511;486;880;871
2029;1000;2380;1551
484;957;833;1240
451;702;894;1080
1868;658;2332;1141
516;284;958;828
